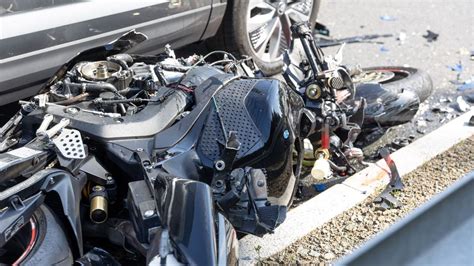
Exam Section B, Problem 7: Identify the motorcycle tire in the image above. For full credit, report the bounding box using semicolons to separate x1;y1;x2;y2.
354;66;433;102
6;205;73;266
210;0;321;76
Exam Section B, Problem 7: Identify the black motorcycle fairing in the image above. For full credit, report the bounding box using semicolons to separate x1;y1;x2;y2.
355;83;420;127
154;73;238;150
0;169;86;256
152;175;217;266
39;169;87;256
0;192;43;248
197;78;303;203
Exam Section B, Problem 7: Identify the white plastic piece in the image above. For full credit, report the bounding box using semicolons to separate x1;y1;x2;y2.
52;129;86;159
303;138;315;160
311;157;332;180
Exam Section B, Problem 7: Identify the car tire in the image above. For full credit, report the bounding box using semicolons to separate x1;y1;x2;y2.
3;205;74;266
213;0;320;76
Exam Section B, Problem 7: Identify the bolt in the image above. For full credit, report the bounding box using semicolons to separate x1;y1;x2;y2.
136;148;144;152
257;180;265;187
92;185;104;192
215;160;225;171
215;180;224;188
49;177;55;185
66;107;80;115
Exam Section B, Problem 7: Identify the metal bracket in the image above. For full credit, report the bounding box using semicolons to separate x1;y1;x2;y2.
52;129;86;159
374;147;404;210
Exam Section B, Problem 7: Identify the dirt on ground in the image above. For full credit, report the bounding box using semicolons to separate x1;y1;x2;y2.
264;137;474;265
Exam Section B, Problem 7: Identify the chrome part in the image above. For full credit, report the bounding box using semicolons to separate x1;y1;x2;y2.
78;61;122;81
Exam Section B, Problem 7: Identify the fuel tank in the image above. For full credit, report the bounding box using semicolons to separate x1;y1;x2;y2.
190;76;304;203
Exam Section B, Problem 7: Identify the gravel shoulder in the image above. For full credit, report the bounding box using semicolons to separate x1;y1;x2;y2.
264;137;474;264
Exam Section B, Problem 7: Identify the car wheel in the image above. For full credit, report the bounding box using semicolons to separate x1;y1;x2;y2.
215;0;320;76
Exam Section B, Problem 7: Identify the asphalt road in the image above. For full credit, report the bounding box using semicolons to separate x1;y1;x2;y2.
316;0;473;156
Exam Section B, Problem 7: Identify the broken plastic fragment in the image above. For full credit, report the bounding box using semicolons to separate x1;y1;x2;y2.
431;106;454;113
454;96;471;112
397;31;407;45
458;79;474;91
422;30;439;42
447;62;463;73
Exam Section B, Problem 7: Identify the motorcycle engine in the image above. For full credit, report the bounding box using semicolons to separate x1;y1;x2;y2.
24;54;193;140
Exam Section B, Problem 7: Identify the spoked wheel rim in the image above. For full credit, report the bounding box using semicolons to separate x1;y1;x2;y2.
247;0;313;62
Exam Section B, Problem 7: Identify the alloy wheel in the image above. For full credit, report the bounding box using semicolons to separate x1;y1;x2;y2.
247;0;313;62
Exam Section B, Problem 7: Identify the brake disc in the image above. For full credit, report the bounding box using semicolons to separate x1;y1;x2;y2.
352;70;395;84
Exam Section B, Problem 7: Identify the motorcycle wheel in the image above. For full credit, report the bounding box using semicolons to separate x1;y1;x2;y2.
352;66;433;102
0;205;73;266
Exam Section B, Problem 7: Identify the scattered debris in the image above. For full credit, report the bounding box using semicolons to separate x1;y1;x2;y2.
416;120;427;127
431;106;454;113
317;34;393;48
471;50;474;61
454;96;471;112
379;46;390;52
416;128;426;134
373;148;404;210
447;62;463;73
447;61;463;81
380;15;397;21
397;31;407;45
458;78;474;91
315;22;330;36
438;97;452;103
422;30;439;42
462;88;474;103
391;138;411;149
312;176;348;192
440;113;455;123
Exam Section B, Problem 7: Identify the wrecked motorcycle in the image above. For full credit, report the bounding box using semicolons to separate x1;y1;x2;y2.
0;24;432;264
0;31;307;265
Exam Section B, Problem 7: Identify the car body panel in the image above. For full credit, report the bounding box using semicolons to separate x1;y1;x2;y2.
0;0;227;105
